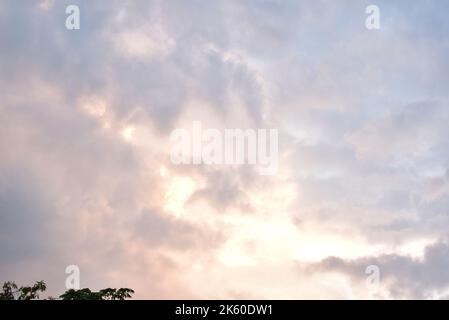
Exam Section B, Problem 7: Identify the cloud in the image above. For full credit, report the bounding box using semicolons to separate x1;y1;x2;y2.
113;26;176;60
307;238;449;299
189;167;255;212
0;167;55;264
37;0;55;11
133;207;225;251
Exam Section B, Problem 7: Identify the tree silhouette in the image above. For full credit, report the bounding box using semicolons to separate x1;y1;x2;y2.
0;281;47;300
60;288;135;300
0;281;134;300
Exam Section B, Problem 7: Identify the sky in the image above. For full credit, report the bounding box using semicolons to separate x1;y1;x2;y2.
1;0;449;299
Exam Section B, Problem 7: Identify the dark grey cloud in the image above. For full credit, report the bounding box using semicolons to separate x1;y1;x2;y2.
0;167;55;264
133;207;225;251
307;238;449;299
188;167;257;213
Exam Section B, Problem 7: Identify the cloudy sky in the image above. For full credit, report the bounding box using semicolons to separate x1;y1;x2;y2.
1;0;449;299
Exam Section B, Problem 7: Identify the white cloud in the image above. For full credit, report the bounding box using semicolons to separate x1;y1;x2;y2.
37;0;54;11
113;25;176;60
